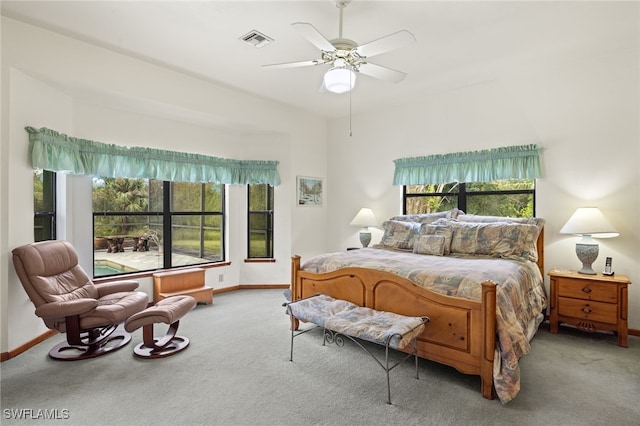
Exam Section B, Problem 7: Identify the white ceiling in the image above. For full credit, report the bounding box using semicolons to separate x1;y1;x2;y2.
2;1;637;119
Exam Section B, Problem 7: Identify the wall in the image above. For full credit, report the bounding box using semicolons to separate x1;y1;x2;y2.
0;17;327;353
326;42;640;329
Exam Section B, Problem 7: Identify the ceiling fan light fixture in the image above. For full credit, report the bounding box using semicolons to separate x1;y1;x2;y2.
324;66;356;94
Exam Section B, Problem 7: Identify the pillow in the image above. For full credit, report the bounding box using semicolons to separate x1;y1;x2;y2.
413;234;445;256
456;214;545;231
419;222;453;255
378;220;421;250
390;208;462;224
448;221;541;262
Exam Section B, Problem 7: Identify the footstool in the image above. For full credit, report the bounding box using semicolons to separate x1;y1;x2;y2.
124;295;197;358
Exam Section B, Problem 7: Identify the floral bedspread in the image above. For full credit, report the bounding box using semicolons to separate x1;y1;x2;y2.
301;247;547;403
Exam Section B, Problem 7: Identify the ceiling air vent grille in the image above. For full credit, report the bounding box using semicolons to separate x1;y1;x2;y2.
240;30;273;48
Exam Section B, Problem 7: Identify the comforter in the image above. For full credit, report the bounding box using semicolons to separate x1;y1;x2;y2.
302;247;547;403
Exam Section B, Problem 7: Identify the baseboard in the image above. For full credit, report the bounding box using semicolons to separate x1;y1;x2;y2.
1;285;289;361
10;285;633;362
1;329;58;362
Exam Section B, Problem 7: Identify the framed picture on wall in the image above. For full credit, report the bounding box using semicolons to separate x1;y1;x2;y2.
296;176;323;207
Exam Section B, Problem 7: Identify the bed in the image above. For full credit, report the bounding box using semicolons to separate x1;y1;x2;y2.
290;210;547;403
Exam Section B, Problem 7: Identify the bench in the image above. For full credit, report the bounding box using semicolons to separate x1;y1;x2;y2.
153;268;213;305
285;294;429;404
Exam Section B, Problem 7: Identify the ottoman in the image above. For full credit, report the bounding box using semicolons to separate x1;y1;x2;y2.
125;295;197;358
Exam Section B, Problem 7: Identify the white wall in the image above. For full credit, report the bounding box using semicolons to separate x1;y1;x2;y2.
1;17;327;353
327;44;640;329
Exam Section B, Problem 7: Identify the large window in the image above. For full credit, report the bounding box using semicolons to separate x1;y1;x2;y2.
93;177;225;278
403;179;536;217
247;184;274;259
34;169;56;242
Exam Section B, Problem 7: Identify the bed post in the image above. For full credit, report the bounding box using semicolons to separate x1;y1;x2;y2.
290;256;301;330
480;281;497;400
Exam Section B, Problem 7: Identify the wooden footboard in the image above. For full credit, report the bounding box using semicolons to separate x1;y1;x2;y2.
291;255;496;400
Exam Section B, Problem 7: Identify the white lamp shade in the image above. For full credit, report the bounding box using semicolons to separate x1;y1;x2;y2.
324;66;356;94
559;207;619;238
350;208;378;228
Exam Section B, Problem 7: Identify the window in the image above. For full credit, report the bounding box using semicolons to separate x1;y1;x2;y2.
93;177;225;278
33;169;56;241
247;184;274;258
403;179;536;217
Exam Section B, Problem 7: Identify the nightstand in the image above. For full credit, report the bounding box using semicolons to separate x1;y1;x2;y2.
548;269;631;347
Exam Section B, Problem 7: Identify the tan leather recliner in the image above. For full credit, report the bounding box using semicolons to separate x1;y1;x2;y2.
12;240;149;360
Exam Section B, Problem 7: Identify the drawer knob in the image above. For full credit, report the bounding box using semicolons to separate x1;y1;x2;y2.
581;287;592;294
582;306;592;313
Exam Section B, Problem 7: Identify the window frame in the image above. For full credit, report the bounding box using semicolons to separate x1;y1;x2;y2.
34;169;56;242
403;180;536;217
92;178;226;278
247;183;274;259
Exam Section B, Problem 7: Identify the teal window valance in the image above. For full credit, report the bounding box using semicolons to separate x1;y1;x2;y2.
26;127;280;186
393;144;541;185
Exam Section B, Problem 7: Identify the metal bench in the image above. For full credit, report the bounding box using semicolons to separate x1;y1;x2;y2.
285;294;429;404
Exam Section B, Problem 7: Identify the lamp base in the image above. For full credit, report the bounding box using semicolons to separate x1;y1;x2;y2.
359;231;372;248
576;242;598;275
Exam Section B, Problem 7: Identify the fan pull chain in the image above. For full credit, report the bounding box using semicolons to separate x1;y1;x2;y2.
349;70;353;137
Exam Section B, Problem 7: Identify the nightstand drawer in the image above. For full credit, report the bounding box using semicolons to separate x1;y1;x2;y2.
557;278;617;303
558;297;617;324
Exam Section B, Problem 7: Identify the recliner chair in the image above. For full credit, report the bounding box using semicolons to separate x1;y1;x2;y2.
12;240;149;360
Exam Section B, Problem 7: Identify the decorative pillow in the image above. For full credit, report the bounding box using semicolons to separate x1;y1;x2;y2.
449;221;541;262
378;220;421;250
390;208;462;224
420;222;453;255
413;234;445;256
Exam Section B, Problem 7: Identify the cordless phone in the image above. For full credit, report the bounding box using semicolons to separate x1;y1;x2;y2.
603;257;614;276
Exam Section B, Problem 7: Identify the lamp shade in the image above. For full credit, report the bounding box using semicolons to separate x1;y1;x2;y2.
559;207;619;238
324;66;356;94
350;208;378;228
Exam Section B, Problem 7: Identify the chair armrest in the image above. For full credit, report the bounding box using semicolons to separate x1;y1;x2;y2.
34;299;98;319
96;280;140;297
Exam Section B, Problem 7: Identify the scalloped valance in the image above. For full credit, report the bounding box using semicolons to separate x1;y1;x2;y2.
26;127;280;186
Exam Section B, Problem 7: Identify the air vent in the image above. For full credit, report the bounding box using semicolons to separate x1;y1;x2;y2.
239;30;273;48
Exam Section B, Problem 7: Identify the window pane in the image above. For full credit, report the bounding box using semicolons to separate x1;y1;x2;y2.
248;184;273;258
466;179;534;192
204;183;224;212
171;182;201;212
93;177;149;213
171;214;223;267
249;184;269;210
34;215;54;242
93;215;164;277
249;212;272;257
148;179;164;212
34;169;55;241
406;195;458;214
466;193;534;217
405;183;459;194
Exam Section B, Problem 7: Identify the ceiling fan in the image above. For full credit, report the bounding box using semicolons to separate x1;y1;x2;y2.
263;0;416;94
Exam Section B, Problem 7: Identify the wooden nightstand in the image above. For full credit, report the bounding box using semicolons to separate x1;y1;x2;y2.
548;269;631;347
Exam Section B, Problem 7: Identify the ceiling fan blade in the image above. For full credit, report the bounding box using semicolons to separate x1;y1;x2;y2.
291;22;336;52
357;62;407;83
262;59;326;69
355;30;415;58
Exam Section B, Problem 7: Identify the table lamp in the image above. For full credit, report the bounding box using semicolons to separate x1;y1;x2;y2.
350;208;378;247
559;207;619;274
